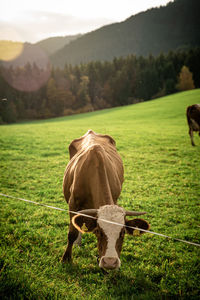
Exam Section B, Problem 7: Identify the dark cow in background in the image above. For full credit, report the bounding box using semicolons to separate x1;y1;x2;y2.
62;130;149;270
186;104;200;146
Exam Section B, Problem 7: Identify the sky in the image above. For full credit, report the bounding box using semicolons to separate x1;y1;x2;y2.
0;0;171;43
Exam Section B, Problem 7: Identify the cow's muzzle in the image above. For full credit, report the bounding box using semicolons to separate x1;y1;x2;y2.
99;256;120;270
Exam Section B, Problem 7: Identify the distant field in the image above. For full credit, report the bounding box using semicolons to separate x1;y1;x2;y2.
0;90;200;299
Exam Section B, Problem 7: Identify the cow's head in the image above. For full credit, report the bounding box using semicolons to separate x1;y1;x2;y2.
72;205;149;270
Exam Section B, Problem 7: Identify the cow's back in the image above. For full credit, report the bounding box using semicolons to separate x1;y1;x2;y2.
63;131;124;211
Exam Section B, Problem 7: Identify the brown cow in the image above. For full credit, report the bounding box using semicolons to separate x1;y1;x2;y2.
186;104;200;146
62;130;149;270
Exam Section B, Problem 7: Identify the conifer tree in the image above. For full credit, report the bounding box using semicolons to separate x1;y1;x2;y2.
176;65;195;91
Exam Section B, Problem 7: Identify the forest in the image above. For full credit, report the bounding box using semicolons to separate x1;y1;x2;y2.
0;47;199;124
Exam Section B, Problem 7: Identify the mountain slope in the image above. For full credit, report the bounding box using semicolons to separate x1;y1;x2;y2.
51;0;200;67
0;42;49;68
35;34;81;56
0;35;81;68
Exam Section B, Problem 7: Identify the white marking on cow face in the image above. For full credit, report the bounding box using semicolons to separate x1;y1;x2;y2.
97;205;125;269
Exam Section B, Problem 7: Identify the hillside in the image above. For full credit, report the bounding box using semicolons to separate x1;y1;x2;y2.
0;89;200;299
0;34;81;68
35;34;81;56
1;0;199;69
51;0;200;66
0;42;49;68
1;46;200;123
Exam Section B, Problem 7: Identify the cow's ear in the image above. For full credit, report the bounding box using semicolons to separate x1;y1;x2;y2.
105;134;116;146
72;215;97;233
69;142;77;159
125;218;150;236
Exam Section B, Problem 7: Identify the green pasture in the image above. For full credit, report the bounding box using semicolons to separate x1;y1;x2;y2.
0;89;200;299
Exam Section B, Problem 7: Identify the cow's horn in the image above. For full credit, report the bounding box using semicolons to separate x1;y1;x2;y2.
75;209;98;217
72;214;85;233
125;210;147;216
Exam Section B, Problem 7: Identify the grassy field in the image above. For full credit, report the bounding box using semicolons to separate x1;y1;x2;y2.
0;89;200;299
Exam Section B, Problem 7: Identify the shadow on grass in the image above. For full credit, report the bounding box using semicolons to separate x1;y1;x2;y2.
60;260;160;299
15;106;123;126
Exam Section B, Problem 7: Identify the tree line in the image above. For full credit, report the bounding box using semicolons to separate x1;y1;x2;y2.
0;48;199;124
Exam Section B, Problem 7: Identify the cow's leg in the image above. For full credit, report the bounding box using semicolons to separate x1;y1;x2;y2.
61;223;79;262
189;128;195;146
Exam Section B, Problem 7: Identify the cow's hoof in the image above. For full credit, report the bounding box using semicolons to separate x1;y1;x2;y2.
61;254;72;263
